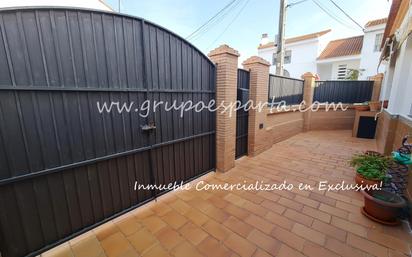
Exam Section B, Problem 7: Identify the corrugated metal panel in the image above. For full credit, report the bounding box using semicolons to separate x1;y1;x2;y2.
0;8;216;257
268;74;304;106
314;80;373;103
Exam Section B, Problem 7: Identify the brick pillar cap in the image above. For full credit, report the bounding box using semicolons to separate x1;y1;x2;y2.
242;56;270;66
371;73;384;80
301;72;317;79
208;44;240;58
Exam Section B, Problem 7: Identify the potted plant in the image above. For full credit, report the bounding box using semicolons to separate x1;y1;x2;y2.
361;189;406;225
360;136;411;225
350;151;392;187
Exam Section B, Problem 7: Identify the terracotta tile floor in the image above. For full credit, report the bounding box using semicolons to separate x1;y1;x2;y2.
40;130;412;257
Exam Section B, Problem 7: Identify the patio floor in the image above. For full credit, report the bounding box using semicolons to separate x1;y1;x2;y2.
41;130;411;257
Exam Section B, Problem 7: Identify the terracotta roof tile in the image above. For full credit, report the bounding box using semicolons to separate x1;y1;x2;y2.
317;36;363;60
364;18;387;28
258;29;331;49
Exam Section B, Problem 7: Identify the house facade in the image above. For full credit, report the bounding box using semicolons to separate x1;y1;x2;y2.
258;18;387;80
375;0;412;202
258;29;331;77
359;18;387;79
378;0;412;120
317;35;363;80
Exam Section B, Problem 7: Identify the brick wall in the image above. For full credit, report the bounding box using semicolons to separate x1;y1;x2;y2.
242;57;271;156
376;110;412;199
208;44;384;173
208;45;239;172
310;107;356;131
266;111;303;144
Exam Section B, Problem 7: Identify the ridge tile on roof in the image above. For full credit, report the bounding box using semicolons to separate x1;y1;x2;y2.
365;18;387;28
317;35;363;60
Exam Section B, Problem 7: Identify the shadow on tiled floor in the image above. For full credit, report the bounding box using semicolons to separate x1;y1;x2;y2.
41;130;412;257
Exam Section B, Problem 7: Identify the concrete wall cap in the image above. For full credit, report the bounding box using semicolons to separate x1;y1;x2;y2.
208;44;240;57
301;72;317;79
242;56;270;66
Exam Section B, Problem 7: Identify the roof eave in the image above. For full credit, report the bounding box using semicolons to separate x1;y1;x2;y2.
317;54;361;63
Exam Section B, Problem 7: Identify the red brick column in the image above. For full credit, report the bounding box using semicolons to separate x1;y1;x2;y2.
208;45;239;172
302;72;317;132
371;73;384;101
242;56;271;156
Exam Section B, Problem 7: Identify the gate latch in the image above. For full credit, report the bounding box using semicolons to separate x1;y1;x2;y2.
141;122;156;132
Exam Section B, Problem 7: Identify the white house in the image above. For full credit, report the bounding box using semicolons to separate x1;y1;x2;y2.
379;0;412;119
316;35;364;80
258;29;331;77
359;18;387;79
258;18;387;80
374;0;412;186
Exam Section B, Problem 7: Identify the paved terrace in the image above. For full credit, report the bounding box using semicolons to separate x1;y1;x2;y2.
41;130;411;257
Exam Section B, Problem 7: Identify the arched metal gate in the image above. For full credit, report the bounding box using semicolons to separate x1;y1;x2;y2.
0;7;216;257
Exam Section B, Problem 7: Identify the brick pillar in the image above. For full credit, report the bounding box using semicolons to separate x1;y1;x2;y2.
302;72;317;132
371;73;384;101
208;45;239;172
242;56;271;156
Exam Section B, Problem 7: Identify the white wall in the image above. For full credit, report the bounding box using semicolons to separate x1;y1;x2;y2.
380;57;395;101
316;57;360;80
258;39;320;78
284;40;318;78
359;25;386;79
258;47;277;74
0;0;113;11
317;63;332;80
386;34;412;118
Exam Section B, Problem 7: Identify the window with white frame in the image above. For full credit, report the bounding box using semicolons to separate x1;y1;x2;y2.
374;33;383;52
337;64;347;80
272;50;292;65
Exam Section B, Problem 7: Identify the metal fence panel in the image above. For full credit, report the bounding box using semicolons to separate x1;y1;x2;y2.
0;8;216;257
236;69;249;159
268;74;304;105
313;80;374;103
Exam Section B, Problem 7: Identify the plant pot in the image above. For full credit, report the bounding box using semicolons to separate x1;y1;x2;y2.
362;190;406;223
369;101;381;111
383;100;389;108
355;173;382;188
354;105;369;111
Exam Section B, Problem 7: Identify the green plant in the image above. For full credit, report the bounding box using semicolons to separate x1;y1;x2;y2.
346;69;365;80
350;153;392;180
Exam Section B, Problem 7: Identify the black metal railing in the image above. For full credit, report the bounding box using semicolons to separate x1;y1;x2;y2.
236;69;249;159
313;80;374;103
268;74;304;105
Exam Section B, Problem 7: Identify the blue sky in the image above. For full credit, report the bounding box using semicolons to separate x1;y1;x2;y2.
105;0;391;62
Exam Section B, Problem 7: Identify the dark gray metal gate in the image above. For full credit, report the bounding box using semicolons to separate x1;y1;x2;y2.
0;7;216;257
314;80;373;103
235;69;249;159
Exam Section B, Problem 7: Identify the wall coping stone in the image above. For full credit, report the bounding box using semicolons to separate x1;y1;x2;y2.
208;44;240;58
242;56;270;66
